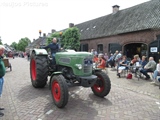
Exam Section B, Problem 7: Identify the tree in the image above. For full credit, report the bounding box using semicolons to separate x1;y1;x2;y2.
0;36;2;45
61;27;80;51
46;27;80;51
17;37;31;52
46;32;61;45
10;42;18;50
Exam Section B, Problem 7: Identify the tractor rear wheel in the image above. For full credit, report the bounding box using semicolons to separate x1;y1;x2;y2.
30;53;48;88
51;75;68;108
91;71;111;97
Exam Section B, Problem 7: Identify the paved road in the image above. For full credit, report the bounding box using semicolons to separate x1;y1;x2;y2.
1;57;160;120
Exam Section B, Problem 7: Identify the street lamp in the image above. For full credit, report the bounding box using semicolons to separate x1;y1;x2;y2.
58;32;63;48
59;32;62;36
39;30;42;37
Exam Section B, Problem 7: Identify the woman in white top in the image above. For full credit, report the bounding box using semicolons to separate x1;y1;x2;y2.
152;59;160;83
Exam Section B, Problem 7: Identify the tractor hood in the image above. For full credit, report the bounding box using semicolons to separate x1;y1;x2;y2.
55;50;93;76
56;50;93;57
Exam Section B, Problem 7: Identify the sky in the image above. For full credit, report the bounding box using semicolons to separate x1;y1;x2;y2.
0;0;150;45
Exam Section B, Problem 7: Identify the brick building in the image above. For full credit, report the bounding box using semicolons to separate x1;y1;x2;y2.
74;0;160;62
28;0;160;62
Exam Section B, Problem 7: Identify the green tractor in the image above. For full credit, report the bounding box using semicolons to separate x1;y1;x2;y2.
30;49;111;108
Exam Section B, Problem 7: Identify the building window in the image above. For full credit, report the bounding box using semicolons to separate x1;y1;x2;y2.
97;44;103;53
80;44;88;52
157;34;160;39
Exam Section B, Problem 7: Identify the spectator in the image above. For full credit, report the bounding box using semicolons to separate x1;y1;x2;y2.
115;51;122;71
0;45;6;117
151;59;160;85
27;52;30;61
97;54;106;69
130;54;140;66
90;49;94;55
110;50;119;68
115;51;122;63
140;57;156;80
139;56;147;69
106;53;114;67
103;53;108;61
93;54;98;63
117;55;128;78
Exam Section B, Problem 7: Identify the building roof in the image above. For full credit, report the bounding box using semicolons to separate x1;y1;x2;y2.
75;0;160;40
4;44;14;52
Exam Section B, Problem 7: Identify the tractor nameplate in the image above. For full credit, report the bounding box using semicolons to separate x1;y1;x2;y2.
59;58;71;64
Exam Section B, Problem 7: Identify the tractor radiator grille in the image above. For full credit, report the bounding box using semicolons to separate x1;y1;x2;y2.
83;58;93;73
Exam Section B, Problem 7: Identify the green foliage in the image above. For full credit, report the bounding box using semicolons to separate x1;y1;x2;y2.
46;27;80;51
10;42;18;50
62;27;80;51
17;37;31;52
0;36;2;45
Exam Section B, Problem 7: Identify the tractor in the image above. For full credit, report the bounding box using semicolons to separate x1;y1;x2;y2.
30;48;111;108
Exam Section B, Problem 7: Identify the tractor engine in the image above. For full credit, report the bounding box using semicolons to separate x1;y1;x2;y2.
55;50;94;85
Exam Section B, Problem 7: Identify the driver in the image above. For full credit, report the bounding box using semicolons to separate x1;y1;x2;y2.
43;38;60;65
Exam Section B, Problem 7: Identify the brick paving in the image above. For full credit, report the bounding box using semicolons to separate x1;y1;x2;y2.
0;57;160;120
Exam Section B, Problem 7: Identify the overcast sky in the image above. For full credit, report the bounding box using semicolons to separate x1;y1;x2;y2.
0;0;150;45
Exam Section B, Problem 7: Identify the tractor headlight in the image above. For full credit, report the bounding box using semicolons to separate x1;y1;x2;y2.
75;64;82;70
93;63;96;69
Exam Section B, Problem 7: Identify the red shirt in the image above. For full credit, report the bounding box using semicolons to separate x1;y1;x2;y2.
97;59;106;69
131;59;138;64
93;56;98;63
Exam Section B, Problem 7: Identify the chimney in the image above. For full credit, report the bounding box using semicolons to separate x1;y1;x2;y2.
112;5;120;14
51;29;56;33
43;33;46;37
69;23;74;28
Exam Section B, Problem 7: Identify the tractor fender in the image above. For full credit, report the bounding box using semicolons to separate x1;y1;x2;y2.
49;72;63;89
92;68;102;74
31;48;48;56
93;68;102;72
50;72;62;76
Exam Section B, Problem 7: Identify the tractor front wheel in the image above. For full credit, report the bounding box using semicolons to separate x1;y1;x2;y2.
91;71;111;97
30;53;48;88
51;75;68;108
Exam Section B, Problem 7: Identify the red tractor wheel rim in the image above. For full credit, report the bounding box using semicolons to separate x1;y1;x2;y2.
52;80;61;102
93;76;104;93
31;59;36;80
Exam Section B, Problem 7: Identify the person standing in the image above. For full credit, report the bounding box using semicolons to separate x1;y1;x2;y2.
43;38;60;65
151;59;160;85
0;45;6;117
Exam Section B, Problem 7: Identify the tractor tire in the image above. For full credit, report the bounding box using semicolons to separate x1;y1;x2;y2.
51;75;68;108
30;53;48;88
91;71;111;97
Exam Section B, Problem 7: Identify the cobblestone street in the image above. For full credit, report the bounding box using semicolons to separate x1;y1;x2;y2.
0;57;160;120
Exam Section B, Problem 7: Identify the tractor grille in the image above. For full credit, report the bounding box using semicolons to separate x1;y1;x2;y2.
83;58;93;73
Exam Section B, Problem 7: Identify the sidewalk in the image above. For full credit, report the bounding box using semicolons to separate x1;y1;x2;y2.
108;67;160;99
0;58;160;120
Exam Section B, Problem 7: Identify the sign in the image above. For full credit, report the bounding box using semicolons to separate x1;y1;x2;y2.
150;47;157;52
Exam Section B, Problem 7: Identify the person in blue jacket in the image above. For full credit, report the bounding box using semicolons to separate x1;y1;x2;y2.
43;38;60;65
